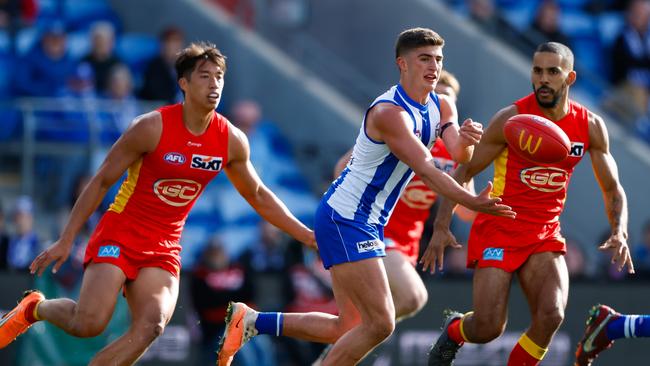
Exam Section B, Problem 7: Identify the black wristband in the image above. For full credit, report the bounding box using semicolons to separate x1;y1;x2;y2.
439;122;454;137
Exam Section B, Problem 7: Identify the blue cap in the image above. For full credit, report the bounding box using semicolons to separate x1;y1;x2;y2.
14;195;33;215
42;20;67;36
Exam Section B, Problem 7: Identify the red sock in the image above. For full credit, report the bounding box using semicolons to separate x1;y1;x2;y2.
507;334;546;366
24;300;40;324
447;318;465;345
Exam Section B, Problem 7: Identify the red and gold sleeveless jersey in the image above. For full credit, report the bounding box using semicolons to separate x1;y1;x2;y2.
383;139;457;259
471;93;590;244
100;103;229;245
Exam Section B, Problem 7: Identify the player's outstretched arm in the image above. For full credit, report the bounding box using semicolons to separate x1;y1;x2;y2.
420;106;516;273
438;94;482;164
454;179;478;222
30;112;161;276
224;123;316;249
368;103;513;217
588;112;634;274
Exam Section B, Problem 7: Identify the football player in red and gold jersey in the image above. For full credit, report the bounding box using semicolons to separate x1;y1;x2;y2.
0;42;315;365
423;42;634;366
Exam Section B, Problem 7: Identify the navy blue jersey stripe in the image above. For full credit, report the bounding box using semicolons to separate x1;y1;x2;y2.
353;153;399;222
378;168;413;225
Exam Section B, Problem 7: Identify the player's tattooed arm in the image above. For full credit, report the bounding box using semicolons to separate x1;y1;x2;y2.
588;112;633;273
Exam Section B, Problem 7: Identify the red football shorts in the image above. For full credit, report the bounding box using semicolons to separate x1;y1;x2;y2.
384;237;419;267
467;214;566;273
83;212;181;280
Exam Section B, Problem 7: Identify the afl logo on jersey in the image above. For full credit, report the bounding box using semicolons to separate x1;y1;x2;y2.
163;152;186;165
191;154;223;172
153;179;202;206
520;167;568;193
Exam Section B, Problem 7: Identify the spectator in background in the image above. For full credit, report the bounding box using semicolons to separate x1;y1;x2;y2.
140;26;184;104
41;62;98;209
241;221;295;312
7;196;40;271
52;174;98;291
239;222;306;366
81;21;122;94
466;0;524;52
231;99;263;137
611;0;650;116
190;236;256;365
633;220;650;277
0;0;37;28
277;241;335;365
90;64;139;204
14;20;74;96
210;0;255;28
229;100;295;186
61;62;97;100
467;0;499;33
101;63;139;134
0;201;9;270
527;0;571;49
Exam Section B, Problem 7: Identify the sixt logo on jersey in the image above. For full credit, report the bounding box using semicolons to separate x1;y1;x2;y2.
163;152;186;165
98;245;120;258
569;142;585;157
191;154;223;172
483;247;504;261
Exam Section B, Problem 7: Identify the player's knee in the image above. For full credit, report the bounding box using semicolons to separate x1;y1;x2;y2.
70;319;107;338
472;316;506;343
324;316;359;343
135;320;166;346
396;288;428;318
68;308;109;337
366;315;395;342
535;307;564;332
149;322;165;340
411;287;428;313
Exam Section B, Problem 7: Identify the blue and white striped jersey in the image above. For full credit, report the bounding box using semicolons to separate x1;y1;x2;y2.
324;84;442;226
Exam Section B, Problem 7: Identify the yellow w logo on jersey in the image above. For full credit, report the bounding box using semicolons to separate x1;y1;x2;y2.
518;131;542;155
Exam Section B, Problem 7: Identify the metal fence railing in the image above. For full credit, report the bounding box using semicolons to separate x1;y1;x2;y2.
0;97;163;198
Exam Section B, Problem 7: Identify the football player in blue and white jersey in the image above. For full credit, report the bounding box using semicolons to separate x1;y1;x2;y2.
216;28;515;366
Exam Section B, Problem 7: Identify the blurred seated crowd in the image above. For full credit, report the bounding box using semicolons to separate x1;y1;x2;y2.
0;1;649;365
0;0;648;290
0;0;318;267
446;0;650;144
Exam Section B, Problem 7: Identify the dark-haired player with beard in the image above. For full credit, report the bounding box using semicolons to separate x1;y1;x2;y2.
422;42;634;366
0;42;315;365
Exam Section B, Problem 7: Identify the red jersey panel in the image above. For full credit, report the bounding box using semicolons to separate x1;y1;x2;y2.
468;93;590;270
384;139;457;265
84;104;229;276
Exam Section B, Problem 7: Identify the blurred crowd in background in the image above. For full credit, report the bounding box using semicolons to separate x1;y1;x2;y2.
1;0;650;364
446;0;650;143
